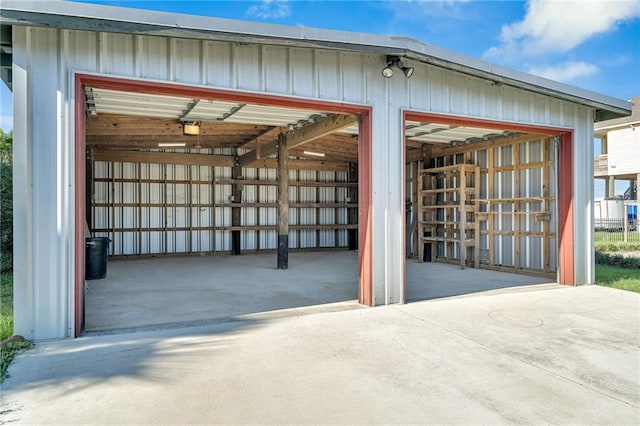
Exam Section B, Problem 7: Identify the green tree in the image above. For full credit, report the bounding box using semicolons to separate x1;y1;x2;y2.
0;129;12;272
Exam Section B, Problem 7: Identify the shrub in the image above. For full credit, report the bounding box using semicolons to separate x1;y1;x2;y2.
595;241;640;253
0;129;11;273
595;251;640;269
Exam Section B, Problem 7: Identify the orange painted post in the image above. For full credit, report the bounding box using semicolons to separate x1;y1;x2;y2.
558;132;575;285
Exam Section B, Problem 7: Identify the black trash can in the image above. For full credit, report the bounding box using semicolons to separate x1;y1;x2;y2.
423;231;432;262
85;237;111;280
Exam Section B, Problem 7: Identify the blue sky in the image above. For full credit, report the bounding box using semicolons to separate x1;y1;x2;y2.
1;0;639;131
0;0;638;195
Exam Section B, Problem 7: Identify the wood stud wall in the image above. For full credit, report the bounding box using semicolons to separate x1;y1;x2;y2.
417;164;480;269
412;135;556;276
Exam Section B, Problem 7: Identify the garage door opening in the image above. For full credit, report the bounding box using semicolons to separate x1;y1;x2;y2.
403;112;573;301
75;75;372;335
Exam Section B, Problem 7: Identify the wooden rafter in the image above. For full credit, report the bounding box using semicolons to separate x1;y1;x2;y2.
431;132;547;156
237;114;357;167
86;114;270;137
238;125;287;152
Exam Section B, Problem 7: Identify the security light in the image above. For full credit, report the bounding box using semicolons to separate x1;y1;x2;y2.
399;61;414;78
382;61;394;78
382;56;414;79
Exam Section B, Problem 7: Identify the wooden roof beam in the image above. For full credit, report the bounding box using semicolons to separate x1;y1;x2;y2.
431;133;548;156
237;114;357;167
92;148;349;171
238;126;286;151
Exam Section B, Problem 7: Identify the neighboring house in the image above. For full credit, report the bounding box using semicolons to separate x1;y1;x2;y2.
594;95;640;200
0;1;632;340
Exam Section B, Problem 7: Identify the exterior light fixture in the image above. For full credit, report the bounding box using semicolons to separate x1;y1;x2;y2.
382;62;395;78
158;142;186;147
183;122;201;135
382;56;414;79
303;150;326;157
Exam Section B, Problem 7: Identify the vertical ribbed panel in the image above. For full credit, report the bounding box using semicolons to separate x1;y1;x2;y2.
91;160;353;255
13;25;599;337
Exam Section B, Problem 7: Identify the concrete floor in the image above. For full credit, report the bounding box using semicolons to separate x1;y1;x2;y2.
85;252;552;333
85;251;359;332
2;285;638;425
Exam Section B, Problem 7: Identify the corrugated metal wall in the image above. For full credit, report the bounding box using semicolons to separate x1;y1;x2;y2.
12;26;595;338
90;153;350;256
477;139;558;271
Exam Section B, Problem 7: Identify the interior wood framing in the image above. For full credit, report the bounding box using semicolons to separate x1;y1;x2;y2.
409;134;557;276
86;113;360;257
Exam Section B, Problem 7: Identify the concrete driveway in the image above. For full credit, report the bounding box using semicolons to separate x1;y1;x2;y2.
1;284;638;425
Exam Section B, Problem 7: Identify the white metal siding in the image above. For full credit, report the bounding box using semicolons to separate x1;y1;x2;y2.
91;161;350;255
13;26;595;339
607;127;640;177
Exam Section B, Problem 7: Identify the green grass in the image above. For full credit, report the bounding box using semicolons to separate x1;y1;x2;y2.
0;273;33;383
0;273;12;340
595;264;640;293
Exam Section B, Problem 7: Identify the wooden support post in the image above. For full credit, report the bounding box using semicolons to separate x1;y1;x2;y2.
315;170;321;248
514;142;521;269
162;164;168;255
411;163;418;258
417;171;424;263
487;147;495;267
188;164;193;253
347;162;358;250
474;166;480;269
417;146;431;260
137;162;142;255
211;167;216;252
459;167;467;269
277;133;289;269
542;138;550;273
231;155;243;256
85;148;94;237
112;162;117;256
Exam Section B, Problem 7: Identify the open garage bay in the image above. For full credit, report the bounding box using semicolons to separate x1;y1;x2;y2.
85;252;552;333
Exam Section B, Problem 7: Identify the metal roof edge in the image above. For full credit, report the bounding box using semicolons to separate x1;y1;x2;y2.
0;0;632;119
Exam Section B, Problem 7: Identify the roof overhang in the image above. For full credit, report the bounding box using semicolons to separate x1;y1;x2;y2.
0;0;632;121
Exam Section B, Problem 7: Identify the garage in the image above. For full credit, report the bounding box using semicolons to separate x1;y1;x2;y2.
2;2;630;340
81;85;557;333
79;80;369;332
404;114;567;301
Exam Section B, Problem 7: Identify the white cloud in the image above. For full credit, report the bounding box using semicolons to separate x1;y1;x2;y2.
484;0;640;61
527;61;599;83
247;0;291;20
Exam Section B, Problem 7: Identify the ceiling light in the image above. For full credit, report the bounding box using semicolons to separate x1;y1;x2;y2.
158;142;186;147
382;56;414;79
183;122;200;136
303;150;326;157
